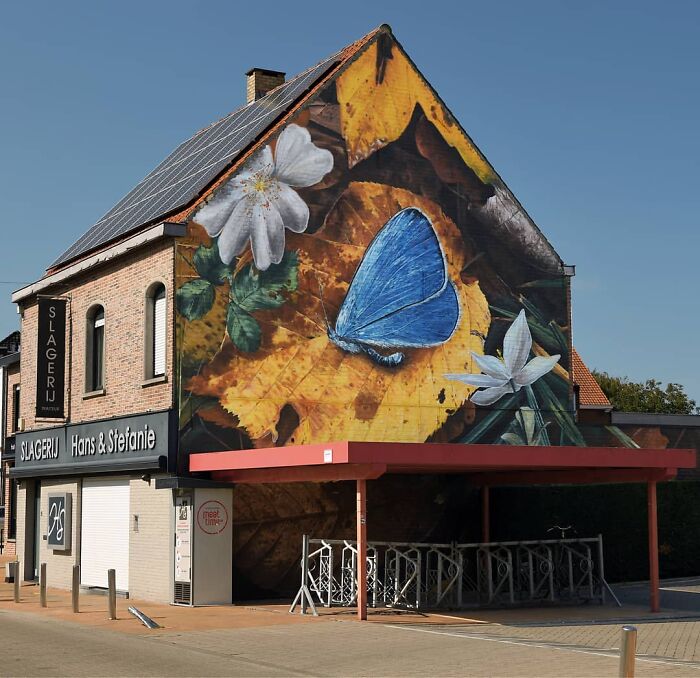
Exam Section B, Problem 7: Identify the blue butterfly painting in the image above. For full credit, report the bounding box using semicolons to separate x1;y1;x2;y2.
328;207;461;367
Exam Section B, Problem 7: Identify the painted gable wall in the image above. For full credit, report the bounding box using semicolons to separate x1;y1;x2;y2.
175;31;575;456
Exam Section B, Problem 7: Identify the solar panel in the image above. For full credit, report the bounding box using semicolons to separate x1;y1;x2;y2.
51;51;342;268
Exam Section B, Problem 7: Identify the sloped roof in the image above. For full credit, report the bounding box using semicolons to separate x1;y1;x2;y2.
572;348;611;408
50;27;381;271
0;330;20;357
46;23;564;280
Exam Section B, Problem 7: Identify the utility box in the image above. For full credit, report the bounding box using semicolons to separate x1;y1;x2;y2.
173;488;233;605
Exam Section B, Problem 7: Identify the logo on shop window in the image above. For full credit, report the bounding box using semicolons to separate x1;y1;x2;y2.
196;500;228;535
47;493;72;550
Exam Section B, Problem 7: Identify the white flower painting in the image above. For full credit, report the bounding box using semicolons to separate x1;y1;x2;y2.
445;309;560;406
195;123;333;271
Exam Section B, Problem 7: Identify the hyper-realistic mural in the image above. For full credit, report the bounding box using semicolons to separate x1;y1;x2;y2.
175;32;581;455
173;29;666;597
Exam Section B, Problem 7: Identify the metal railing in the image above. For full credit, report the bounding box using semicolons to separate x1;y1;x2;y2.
292;534;611;611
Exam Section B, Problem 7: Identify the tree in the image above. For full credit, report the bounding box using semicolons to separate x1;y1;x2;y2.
592;371;699;415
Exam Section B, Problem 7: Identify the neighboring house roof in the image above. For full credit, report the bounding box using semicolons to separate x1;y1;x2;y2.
0;333;20;369
0;331;20;357
611;412;700;427
0;352;20;369
571;348;611;409
49;28;381;271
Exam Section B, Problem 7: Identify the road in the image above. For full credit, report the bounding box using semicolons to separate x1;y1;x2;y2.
2;607;700;676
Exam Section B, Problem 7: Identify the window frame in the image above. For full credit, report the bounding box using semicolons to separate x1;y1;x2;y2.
143;281;168;383
85;304;106;395
11;384;20;433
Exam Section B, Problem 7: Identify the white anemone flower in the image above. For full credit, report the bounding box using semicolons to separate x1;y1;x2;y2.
195;123;333;271
445;310;560;406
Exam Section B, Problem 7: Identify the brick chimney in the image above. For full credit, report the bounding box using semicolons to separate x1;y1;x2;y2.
246;68;286;103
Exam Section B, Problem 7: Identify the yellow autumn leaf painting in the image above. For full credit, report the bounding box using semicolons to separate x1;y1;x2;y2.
187;182;490;445
175;224;230;371
335;39;497;184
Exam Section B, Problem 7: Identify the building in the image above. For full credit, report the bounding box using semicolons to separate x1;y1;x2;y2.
7;25;695;609
0;331;21;555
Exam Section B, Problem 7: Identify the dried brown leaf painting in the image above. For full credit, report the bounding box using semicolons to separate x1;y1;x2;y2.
335;38;496;184
188;182;490;444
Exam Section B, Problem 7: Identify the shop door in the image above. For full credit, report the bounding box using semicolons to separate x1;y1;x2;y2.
81;478;130;591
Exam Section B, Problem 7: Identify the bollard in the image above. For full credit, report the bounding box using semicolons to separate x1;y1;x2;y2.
619;625;637;678
13;561;20;603
39;563;47;608
107;569;117;620
72;565;80;613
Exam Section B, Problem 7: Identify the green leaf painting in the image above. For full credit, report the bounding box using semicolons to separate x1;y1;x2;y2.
231;251;299;312
193;243;230;285
224;251;299;353
227;303;262;353
176;279;215;321
177;248;299;353
500;407;550;446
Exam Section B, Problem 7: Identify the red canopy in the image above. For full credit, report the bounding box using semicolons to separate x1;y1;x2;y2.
189;440;694;485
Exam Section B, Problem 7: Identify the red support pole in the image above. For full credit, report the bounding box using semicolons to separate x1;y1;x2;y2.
356;478;367;621
648;480;660;613
481;486;490;543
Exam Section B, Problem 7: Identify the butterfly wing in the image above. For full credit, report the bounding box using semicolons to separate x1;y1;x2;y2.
334;207;460;348
349;279;459;348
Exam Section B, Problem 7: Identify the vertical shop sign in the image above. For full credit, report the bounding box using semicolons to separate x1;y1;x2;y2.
36;298;67;419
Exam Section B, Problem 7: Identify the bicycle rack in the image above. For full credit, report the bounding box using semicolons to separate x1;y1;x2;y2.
292;534;611;612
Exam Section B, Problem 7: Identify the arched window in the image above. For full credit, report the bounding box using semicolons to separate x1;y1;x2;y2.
86;305;105;392
145;283;166;379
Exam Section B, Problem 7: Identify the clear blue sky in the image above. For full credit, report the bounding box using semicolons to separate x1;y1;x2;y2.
1;0;698;403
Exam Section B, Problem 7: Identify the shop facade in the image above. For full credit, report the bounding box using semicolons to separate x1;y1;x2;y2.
13;411;174;595
8;235;232;603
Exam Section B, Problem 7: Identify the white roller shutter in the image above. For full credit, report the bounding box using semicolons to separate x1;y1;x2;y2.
153;290;166;377
81;478;130;591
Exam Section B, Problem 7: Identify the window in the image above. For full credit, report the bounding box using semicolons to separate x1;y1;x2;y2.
86;305;105;393
12;384;20;432
145;283;166;380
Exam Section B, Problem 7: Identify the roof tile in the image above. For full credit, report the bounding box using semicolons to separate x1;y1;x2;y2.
572;348;611;408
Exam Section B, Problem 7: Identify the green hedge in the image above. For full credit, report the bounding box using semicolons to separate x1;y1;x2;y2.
491;481;700;583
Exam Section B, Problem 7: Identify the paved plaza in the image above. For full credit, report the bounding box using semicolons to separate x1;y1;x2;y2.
2;575;700;676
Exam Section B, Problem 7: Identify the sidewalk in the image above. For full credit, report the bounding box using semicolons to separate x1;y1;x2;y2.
0;578;321;634
1;571;697;635
3;570;700;676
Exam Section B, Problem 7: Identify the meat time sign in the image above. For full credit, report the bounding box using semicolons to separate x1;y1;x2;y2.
36;298;67;419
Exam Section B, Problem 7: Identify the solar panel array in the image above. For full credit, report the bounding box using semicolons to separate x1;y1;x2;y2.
51;51;342;268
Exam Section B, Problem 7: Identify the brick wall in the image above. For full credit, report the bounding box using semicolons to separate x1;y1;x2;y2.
19;240;175;431
128;475;172;602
